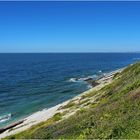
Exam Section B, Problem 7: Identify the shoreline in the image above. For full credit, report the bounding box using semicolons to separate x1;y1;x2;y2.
0;67;124;139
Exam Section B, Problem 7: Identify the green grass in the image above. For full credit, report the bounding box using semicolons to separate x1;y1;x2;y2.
81;90;97;99
5;61;140;139
60;100;76;109
53;112;62;121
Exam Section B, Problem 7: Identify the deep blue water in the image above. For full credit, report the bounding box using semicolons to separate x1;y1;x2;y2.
0;53;140;127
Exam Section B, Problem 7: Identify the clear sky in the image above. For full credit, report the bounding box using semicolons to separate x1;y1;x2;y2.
0;1;140;53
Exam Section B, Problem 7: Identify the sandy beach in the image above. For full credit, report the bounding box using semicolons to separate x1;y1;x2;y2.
0;68;124;139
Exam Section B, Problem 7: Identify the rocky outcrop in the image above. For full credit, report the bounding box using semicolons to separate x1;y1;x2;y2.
84;78;99;87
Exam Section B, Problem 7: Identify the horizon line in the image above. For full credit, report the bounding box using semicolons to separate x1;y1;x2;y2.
1;0;140;1
0;52;140;53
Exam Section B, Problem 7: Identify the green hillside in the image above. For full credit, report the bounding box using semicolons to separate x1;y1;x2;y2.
6;62;140;139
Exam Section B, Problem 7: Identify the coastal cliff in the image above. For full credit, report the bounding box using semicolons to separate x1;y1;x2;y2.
3;61;140;139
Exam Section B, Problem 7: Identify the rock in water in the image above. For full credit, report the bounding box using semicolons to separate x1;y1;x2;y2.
84;78;99;87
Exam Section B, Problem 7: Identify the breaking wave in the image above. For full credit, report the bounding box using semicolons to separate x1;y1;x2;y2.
69;78;78;82
69;74;99;83
98;70;102;73
87;85;93;89
0;113;11;123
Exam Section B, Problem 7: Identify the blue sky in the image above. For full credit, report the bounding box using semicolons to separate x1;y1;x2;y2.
0;1;140;52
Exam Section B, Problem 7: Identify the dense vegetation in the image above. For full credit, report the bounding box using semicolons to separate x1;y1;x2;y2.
6;62;140;139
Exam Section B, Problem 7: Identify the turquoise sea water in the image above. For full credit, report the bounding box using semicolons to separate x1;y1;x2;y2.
0;53;140;128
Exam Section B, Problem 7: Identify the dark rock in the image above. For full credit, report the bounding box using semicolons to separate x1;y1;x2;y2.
84;78;99;87
0;120;24;134
75;78;79;81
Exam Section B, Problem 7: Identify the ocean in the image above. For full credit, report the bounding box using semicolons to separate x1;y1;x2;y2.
0;53;140;128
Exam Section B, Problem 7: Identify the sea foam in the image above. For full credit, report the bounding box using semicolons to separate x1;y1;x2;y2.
0;114;11;123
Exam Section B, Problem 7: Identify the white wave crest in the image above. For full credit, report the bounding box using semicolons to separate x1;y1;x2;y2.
69;74;98;83
69;78;78;82
87;85;92;89
99;70;102;73
0;113;11;123
69;77;87;82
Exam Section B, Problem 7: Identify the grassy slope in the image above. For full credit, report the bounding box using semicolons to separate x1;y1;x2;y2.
6;62;140;139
